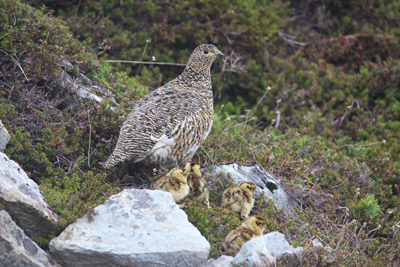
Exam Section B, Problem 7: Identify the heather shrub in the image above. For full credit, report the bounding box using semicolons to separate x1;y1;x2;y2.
0;0;148;226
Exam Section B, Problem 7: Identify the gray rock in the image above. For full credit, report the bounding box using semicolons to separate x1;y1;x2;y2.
208;164;297;215
0;152;62;238
0;120;10;152
53;60;118;110
203;255;234;267
233;232;304;267
0;210;61;267
50;189;210;267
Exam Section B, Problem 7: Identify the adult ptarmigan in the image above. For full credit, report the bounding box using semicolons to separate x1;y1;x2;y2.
102;44;224;169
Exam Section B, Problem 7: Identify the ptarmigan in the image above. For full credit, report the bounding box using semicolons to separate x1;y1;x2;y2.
102;44;224;169
224;215;267;257
222;181;256;219
153;167;189;207
184;161;210;208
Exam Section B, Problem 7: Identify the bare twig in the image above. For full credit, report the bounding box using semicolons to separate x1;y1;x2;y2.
91;8;103;25
278;31;309;47
87;110;91;168
136;39;151;76
199;145;214;169
0;49;29;82
316;33;397;44
213;50;245;99
275;111;281;129
338;140;386;148
337;99;360;129
250;86;272;119
104;59;186;66
75;0;82;17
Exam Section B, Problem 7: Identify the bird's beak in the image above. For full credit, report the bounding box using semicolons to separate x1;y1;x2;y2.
217;51;225;57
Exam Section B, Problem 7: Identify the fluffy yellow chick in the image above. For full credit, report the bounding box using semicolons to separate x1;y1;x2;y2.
153;168;189;207
184;161;210;208
224;215;267;257
221;181;256;219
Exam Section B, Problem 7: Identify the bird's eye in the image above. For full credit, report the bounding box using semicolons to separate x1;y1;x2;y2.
203;50;209;54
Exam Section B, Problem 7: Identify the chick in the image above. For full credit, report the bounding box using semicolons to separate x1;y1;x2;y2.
184;161;210;208
221;181;256;219
153;168;189;207
238;181;257;195
165;166;187;177
221;186;243;214
224;215;267;257
184;161;202;176
237;181;256;218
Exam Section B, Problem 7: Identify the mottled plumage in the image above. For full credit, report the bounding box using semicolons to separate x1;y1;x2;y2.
153;168;189;206
102;44;224;169
224;215;266;257
184;161;210;208
222;181;256;219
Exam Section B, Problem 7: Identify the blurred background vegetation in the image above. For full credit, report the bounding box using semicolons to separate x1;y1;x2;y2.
27;0;400;167
1;0;400;264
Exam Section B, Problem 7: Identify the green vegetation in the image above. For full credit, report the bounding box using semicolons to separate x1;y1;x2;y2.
0;0;148;226
1;0;400;265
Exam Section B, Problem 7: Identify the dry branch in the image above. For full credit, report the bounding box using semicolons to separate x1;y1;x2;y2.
104;60;186;66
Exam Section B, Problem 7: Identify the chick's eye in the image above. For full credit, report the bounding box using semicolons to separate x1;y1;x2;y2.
203;50;209;54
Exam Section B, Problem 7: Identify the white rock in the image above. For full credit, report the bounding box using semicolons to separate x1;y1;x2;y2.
0;152;62;237
209;164;297;214
0;120;10;152
50;189;210;267
203;255;234;267
0;210;61;267
56;60;118;111
233;232;304;267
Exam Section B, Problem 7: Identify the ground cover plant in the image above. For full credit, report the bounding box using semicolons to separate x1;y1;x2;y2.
1;0;400;265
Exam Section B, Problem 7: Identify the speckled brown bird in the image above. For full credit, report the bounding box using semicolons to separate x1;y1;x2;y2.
102;44;224;169
224;215;267;257
153;167;189;207
222;181;256;219
184;161;210;208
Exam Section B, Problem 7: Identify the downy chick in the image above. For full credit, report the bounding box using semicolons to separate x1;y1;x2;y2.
165;166;187;177
221;186;243;215
153;168;189;207
237;181;256;219
184;161;210;208
224;215;267;257
221;181;256;219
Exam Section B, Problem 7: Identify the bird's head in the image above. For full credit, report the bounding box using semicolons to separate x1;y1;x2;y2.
170;167;187;180
238;181;257;195
232;187;243;200
186;44;224;71
184;161;202;176
244;215;267;235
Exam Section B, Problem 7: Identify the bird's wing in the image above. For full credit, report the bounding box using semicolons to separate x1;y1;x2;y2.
113;85;211;161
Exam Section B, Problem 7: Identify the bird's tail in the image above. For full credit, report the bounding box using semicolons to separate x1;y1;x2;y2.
101;153;121;169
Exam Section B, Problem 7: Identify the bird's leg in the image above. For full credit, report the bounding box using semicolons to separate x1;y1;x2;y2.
174;156;179;168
